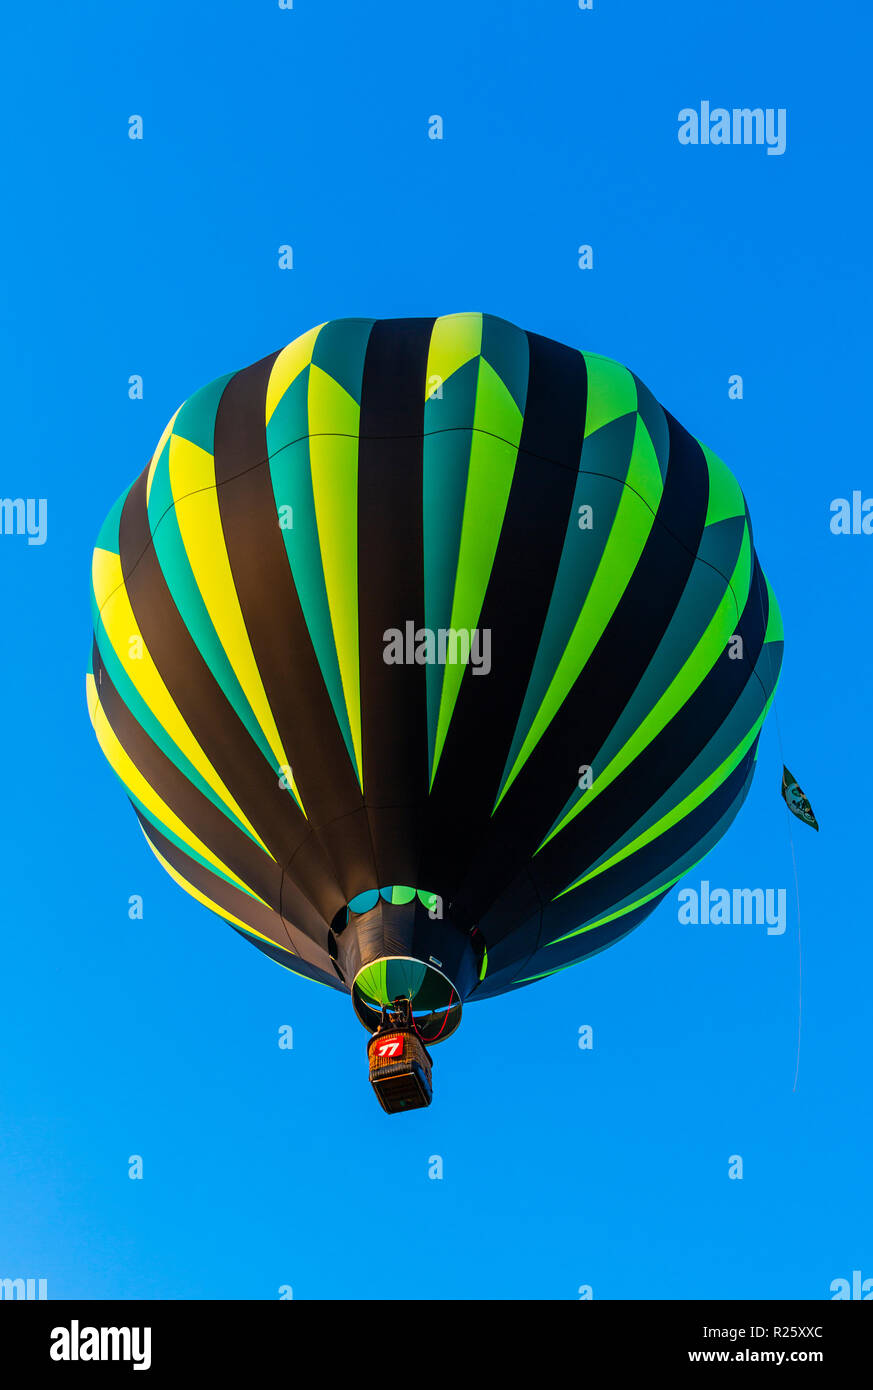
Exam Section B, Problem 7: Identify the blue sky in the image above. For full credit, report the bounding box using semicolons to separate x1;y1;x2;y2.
1;0;869;1299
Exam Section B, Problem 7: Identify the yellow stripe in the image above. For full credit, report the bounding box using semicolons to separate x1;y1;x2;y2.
425;312;482;396
265;323;325;425
86;675;263;898
168;434;305;811
139;825;285;947
308;364;363;783
91;546;269;851
141;825;332;986
146;406;181;507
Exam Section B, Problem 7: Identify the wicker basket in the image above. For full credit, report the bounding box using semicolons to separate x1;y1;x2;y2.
367;1029;433;1113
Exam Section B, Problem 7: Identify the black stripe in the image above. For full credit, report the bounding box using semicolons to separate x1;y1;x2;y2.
230;927;343;989
210;353;373;912
135;812;342;990
117;460;336;919
421;332;587;906
532;555;769;898
536;749;757;932
356;317;436;883
133;809;293;951
486;894;670;997
93;637;282;911
460;406;711;918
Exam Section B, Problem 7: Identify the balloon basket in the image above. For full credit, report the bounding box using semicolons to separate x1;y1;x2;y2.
367;1027;433;1113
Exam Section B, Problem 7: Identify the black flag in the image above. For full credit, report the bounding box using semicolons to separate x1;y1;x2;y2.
782;767;819;831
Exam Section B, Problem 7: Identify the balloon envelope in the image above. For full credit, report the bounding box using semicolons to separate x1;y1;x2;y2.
88;313;782;1028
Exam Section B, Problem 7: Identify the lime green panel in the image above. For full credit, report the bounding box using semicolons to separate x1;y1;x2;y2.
582;353;638;437
540;524;753;847
387;885;416;905
430;469;514;774
357;959;428;1006
702;442;747;527
425;312;483;395
498;485;655;802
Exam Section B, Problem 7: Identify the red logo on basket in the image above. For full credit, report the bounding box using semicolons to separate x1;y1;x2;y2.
374;1035;404;1058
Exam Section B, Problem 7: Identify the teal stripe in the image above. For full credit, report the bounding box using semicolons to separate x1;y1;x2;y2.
130;798;264;900
538;517;746;844
93;626;262;848
544;760;756;947
422;422;478;773
480;313;530;418
632;375;670;483
171;373;234;455
146;446;280;781
310;317;374;404
267;369;358;773
495;470;625;805
94;484;131;558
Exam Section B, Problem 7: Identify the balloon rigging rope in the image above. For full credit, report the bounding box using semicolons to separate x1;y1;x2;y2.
787;821;803;1093
753;574;803;1094
772;705;804;1093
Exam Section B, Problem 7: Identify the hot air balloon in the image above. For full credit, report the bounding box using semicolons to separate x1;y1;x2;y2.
87;313;783;1112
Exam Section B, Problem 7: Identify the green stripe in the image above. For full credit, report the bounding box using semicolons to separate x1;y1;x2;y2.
431;361;522;782
555;685;774;899
537;514;748;848
307;399;362;786
494;469;625;806
764;578;784;644
702;442;747;526
94;626;263;850
268;374;358;777
562;636;774;877
540;522;753;849
582;353;638;437
423;362;481;775
131;800;264;901
145;440;281;788
498;463;656;805
546;766;757;945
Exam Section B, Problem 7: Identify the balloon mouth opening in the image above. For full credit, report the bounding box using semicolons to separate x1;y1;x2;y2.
344;886;442;919
351;957;462;1044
